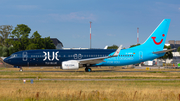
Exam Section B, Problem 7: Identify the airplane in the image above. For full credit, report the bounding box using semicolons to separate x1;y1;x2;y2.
3;19;174;72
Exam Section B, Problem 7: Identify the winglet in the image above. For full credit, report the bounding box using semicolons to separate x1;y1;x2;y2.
104;45;108;49
112;45;122;56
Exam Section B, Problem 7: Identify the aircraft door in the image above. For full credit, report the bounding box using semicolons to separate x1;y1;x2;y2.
139;51;143;60
22;52;28;61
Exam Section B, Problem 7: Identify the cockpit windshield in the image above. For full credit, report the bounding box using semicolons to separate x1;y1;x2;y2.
10;54;17;58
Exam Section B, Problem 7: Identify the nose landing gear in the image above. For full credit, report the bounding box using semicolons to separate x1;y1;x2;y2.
19;66;23;72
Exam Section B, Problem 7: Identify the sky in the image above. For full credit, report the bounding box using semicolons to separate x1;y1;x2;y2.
0;0;180;49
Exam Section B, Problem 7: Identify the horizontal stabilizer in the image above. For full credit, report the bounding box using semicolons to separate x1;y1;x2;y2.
153;48;176;54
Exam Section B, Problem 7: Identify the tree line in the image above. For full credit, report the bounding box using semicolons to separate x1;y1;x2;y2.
0;24;55;57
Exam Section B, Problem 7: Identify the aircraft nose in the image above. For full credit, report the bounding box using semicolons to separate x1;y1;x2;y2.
3;57;9;64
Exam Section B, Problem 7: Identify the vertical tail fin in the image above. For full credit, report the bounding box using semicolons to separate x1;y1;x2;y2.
132;19;171;50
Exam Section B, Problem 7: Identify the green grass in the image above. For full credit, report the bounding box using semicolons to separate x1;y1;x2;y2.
1;67;180;100
1;80;180;101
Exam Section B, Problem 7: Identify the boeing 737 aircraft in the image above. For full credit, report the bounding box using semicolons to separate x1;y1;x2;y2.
3;19;173;72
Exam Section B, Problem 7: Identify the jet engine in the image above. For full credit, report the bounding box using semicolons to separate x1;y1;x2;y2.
62;60;82;70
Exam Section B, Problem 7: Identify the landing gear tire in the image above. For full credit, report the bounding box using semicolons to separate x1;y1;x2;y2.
19;67;23;72
85;67;92;72
19;69;23;72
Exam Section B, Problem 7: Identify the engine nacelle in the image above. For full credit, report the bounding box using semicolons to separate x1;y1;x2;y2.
62;60;80;70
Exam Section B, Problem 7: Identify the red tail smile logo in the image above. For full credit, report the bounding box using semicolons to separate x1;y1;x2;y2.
151;34;165;45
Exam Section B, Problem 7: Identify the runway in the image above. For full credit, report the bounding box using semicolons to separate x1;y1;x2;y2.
1;67;180;81
23;70;180;72
11;66;180;72
1;78;180;81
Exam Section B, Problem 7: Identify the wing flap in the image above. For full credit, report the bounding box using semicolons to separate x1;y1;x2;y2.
153;48;176;54
79;57;107;64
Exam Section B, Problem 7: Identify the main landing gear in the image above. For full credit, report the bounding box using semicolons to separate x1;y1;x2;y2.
85;67;92;72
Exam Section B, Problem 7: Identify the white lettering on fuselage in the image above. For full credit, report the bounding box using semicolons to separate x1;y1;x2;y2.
119;57;134;60
43;51;59;61
45;62;57;65
126;52;133;54
73;54;82;59
64;64;75;67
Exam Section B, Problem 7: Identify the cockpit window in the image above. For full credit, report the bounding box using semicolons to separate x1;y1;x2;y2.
10;54;17;58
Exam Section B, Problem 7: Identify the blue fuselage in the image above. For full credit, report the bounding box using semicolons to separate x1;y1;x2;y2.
4;49;115;66
4;48;165;67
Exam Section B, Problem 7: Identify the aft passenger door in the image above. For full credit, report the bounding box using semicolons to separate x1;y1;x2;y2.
139;51;143;60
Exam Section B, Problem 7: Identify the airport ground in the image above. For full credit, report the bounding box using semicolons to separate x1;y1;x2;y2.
1;66;180;101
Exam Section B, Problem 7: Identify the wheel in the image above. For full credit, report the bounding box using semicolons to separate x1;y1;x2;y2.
19;69;23;72
19;67;23;72
85;68;88;72
88;68;92;72
85;67;92;72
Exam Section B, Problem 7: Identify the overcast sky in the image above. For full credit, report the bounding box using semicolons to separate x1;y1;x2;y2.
0;0;180;48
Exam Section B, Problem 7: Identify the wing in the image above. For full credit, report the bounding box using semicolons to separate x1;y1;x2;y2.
78;45;122;65
153;48;176;54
